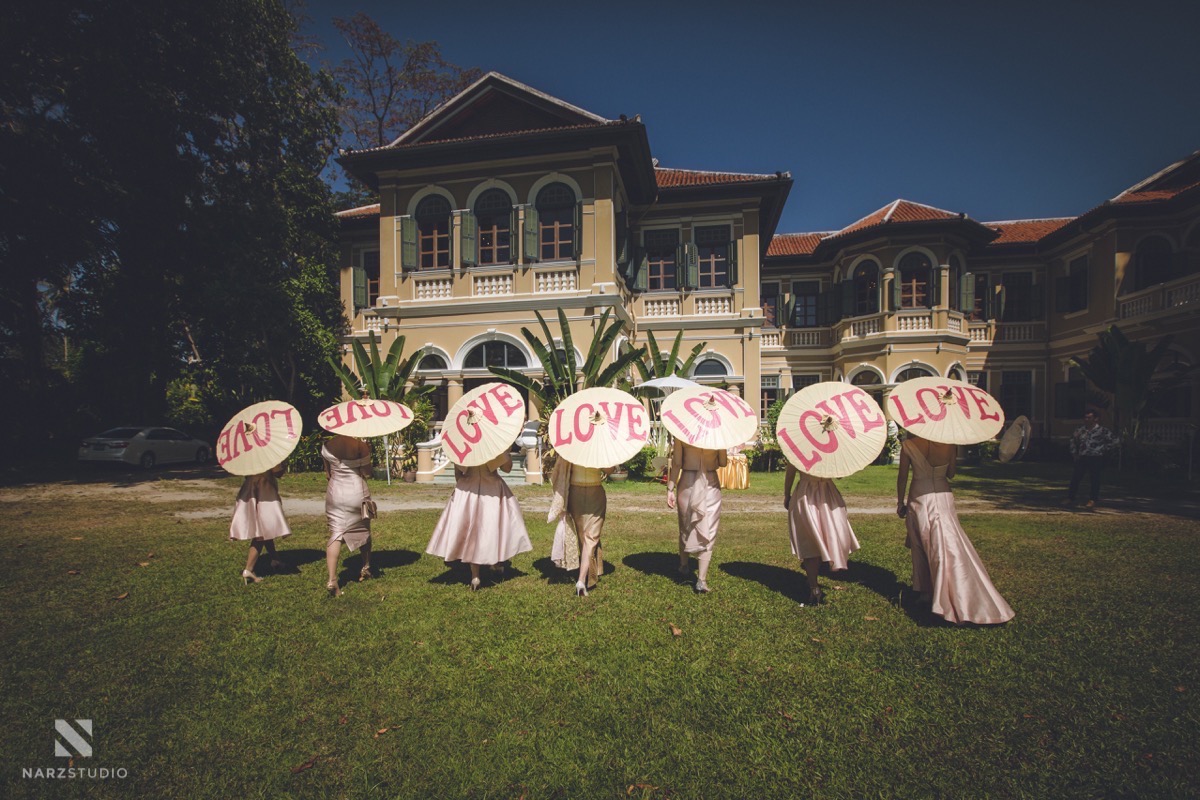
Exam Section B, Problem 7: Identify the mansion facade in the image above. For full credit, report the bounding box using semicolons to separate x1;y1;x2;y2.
337;72;1200;477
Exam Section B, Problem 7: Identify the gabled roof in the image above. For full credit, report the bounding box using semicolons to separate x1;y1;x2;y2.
389;72;611;149
827;199;964;241
1111;149;1200;203
655;167;785;188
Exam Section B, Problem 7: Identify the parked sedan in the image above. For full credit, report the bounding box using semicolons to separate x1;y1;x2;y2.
78;426;211;470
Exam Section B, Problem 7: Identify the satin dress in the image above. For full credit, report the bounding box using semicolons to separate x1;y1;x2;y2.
426;456;532;565
322;444;372;552
787;472;859;571
903;440;1015;624
674;444;725;556
229;471;291;541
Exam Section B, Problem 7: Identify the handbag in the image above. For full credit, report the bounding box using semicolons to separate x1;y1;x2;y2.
361;499;378;519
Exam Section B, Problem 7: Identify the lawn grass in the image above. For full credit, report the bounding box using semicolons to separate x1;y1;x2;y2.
1;466;1198;798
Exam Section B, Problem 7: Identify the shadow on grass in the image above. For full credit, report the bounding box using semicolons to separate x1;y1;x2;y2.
269;547;324;574
3;461;229;488
720;561;810;605
530;556;614;584
427;562;529;589
623;551;690;585
339;548;421;584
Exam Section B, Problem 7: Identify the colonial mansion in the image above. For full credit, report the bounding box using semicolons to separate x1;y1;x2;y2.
336;72;1199;478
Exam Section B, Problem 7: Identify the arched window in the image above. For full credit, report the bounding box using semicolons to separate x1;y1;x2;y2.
851;371;882;387
898;252;933;308
947;366;965;381
463;342;527;369
693;358;728;377
853;262;880;314
536;182;576;261
473;189;511;266
896;366;933;383
416;195;451;270
418;354;448;371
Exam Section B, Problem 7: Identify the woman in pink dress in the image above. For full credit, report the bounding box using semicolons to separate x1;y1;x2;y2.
666;440;727;593
426;451;532;590
322;434;374;597
897;434;1014;624
229;465;290;584
783;462;859;604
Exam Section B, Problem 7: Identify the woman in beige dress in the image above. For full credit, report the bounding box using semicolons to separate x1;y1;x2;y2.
548;458;610;596
783;462;859;604
897;434;1014;624
229;465;289;584
322;434;374;597
426;452;532;590
666;440;727;593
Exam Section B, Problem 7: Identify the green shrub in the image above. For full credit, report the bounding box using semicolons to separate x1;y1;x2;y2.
625;445;658;479
286;429;328;473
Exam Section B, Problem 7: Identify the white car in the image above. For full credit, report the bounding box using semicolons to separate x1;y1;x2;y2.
78;426;211;470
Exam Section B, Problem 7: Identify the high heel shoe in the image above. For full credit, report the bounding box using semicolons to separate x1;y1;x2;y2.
469;577;481;592
358;566;373;582
326;580;341;598
241;569;262;584
694;578;709;594
574;581;588;597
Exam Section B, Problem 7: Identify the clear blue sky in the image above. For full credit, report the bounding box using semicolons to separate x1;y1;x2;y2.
303;0;1200;234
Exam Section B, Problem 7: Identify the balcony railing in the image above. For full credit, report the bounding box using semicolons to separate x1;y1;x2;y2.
788;328;830;347
760;331;782;349
995;321;1045;343
1120;274;1200;319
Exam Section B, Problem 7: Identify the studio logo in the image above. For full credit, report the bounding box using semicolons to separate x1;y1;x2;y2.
21;719;127;780
54;719;93;758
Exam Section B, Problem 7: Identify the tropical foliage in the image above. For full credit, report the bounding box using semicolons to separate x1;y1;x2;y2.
633;329;705;383
328;333;436;474
488;308;646;415
1071;325;1177;440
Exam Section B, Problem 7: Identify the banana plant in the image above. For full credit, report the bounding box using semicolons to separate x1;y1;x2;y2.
326;332;435;405
489;307;647;418
634;329;705;384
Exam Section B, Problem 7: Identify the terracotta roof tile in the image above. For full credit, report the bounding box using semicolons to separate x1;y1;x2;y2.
335;204;380;219
827;199;963;240
1110;183;1200;204
984;218;1073;245
655;167;784;188
767;233;827;256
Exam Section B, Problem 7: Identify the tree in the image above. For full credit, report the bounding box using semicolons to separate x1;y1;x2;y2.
1072;324;1174;441
329;13;480;206
1;1;348;451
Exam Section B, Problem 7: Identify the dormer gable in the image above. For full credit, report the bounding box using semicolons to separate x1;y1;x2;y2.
392;72;610;148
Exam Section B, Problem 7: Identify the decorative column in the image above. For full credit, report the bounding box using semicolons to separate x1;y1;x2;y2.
882;268;897;332
447;377;463;409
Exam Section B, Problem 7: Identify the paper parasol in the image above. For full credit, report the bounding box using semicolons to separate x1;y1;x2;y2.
887;377;1006;445
439;382;527;467
548;387;650;469
318;399;414;438
776;383;888;478
660;387;759;451
216;400;302;476
997;415;1032;463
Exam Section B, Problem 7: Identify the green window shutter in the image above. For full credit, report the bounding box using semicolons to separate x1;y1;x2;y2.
511;207;520;263
960;272;975;315
684;243;699;289
352;262;367;309
784;296;796;327
841;278;855;318
675;245;686;289
573;201;583;260
993;285;1006;321
460;211;477;267
632;248;648;291
727;239;738;286
524;206;540;264
399;216;417;271
891;274;902;311
930;269;941;306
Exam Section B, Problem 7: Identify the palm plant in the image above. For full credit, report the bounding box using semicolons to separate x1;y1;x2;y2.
633;329;705;383
327;332;436;476
489;308;646;411
1071;324;1174;442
